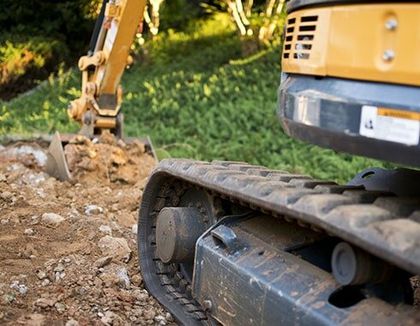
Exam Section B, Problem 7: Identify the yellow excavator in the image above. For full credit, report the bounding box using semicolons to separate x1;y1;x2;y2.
56;0;420;324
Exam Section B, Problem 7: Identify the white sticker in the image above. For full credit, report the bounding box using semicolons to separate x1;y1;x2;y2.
360;105;420;146
104;21;118;53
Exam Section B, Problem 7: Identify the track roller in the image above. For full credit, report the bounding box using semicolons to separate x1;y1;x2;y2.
331;242;394;286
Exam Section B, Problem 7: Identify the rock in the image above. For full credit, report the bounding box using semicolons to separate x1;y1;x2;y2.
98;236;131;261
34;297;56;308
165;312;174;322
36;270;47;280
2;293;15;304
100;270;120;288
131;274;142;287
101;311;119;325
1;191;13;202
54;263;65;272
133;289;149;302
10;280;28;295
143;309;156;321
117;139;127;148
41;213;65;225
84;205;104;216
54;302;66;313
21;172;48;187
155;315;167;325
24;228;34;236
55;271;65;282
99;225;112;235
65;319;79;326
67;209;80;220
100;265;132;289
116;267;130;289
41;279;50;287
1;219;9;225
131;224;138;235
95;256;113;269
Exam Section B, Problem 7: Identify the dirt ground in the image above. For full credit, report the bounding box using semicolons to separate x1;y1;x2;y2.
0;133;173;325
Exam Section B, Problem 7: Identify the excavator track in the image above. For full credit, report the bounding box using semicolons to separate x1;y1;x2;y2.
138;159;420;325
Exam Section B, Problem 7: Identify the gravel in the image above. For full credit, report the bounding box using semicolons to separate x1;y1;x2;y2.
41;213;65;225
0;140;173;325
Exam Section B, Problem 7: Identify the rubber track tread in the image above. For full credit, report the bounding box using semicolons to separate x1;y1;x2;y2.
151;159;420;275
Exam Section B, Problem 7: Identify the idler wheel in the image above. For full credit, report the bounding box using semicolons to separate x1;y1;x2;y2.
156;207;206;263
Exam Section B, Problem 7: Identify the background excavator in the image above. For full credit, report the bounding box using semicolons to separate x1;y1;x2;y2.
55;0;420;324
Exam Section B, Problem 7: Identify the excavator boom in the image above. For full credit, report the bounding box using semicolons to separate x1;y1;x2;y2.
68;0;147;137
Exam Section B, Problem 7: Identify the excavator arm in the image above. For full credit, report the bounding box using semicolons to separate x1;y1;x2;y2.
68;0;147;137
46;0;153;182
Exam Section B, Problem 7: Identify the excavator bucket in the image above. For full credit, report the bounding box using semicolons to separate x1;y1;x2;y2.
46;132;72;181
44;132;157;182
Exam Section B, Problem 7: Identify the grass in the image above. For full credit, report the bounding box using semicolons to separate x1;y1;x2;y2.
0;14;390;184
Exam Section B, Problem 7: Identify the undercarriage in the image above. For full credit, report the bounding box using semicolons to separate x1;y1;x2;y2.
138;159;420;325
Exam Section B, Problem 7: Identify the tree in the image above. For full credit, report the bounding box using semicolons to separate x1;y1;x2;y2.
223;0;285;43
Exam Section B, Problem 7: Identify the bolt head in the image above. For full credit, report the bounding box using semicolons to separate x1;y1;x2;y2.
382;49;395;62
385;18;398;30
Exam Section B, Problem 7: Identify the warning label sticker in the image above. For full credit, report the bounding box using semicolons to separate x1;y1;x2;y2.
359;106;420;146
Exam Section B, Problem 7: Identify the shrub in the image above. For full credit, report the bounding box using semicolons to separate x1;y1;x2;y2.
0;36;68;100
0;0;101;99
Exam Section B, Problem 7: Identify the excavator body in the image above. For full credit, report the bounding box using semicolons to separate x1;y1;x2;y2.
137;1;420;325
280;0;420;166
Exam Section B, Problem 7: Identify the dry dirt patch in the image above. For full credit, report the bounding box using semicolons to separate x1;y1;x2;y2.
0;134;173;325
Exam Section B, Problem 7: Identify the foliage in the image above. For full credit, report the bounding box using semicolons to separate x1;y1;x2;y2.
137;0;205;49
0;0;101;55
0;0;101;99
0;36;69;101
0;14;390;183
0;0;203;99
208;0;286;44
158;0;210;32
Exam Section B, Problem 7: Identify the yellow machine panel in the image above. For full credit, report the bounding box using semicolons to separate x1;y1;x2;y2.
282;4;420;86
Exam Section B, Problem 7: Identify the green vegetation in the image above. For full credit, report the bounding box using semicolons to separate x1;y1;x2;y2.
0;14;389;183
0;0;101;99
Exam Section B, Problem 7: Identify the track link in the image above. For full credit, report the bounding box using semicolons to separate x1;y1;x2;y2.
138;159;420;324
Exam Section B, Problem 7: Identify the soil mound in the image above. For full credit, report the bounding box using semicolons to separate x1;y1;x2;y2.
64;132;156;186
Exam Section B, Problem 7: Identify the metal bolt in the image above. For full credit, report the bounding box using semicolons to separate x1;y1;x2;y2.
385;18;398;30
203;300;213;311
382;49;395;62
